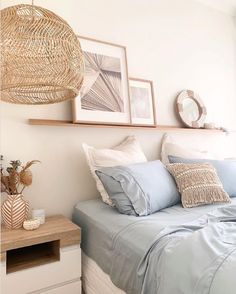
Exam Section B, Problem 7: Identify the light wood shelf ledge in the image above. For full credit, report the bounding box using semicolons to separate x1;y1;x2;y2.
28;119;225;132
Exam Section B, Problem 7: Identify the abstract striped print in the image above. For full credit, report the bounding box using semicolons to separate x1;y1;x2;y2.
1;194;29;229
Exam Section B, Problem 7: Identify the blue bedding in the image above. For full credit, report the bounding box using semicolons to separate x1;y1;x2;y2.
73;198;236;294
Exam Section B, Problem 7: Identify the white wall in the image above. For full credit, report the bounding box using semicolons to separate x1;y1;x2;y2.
1;0;236;217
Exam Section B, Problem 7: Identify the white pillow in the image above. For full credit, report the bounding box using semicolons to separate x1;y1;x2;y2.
161;134;219;165
83;136;147;205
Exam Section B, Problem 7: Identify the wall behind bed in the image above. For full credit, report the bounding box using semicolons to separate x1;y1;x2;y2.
1;0;236;217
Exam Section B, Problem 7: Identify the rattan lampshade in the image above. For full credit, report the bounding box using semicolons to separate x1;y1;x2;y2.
0;4;84;104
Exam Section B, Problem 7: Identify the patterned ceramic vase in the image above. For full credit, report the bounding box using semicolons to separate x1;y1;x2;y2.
1;194;29;229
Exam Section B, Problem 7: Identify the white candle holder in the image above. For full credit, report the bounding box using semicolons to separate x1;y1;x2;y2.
32;209;45;224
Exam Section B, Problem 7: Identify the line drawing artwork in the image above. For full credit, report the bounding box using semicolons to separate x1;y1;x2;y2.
80;52;124;113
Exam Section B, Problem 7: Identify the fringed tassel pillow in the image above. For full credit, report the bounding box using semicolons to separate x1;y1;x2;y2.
167;163;231;208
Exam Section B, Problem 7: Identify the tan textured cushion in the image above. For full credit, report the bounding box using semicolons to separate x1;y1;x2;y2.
167;163;231;208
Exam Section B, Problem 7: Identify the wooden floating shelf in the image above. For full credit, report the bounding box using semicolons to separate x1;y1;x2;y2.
28;119;225;132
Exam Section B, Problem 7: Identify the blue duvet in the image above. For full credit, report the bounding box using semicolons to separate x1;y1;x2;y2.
73;199;236;294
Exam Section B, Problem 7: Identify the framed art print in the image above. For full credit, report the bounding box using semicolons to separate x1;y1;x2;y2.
129;78;156;126
72;36;131;125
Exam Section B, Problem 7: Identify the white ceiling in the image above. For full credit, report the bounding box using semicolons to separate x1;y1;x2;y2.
196;0;236;16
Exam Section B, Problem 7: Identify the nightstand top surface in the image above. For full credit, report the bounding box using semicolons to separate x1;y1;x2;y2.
1;215;81;253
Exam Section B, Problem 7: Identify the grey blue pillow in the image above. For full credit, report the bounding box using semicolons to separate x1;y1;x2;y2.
96;160;180;216
168;156;236;197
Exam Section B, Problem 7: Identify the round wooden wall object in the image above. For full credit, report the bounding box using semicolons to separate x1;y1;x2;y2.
176;90;207;128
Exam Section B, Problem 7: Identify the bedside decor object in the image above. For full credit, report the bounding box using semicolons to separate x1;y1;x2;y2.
23;219;41;231
73;36;130;125
1;159;40;229
0;2;84;104
1;194;29;230
32;209;45;224
176;90;207;128
129;78;156;126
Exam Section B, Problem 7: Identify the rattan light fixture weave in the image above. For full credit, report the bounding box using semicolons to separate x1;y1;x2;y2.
0;3;84;104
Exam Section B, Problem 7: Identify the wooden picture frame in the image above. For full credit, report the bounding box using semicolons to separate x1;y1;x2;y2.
72;36;131;125
129;78;156;126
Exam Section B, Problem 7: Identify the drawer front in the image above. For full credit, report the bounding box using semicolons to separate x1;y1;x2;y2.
1;245;81;294
39;280;81;294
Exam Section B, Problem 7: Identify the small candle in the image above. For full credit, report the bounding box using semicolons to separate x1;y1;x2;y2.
32;209;45;224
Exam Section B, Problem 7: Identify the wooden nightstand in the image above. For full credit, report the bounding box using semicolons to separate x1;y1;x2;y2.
1;215;81;294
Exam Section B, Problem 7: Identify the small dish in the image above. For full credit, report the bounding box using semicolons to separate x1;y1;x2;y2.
23;219;41;231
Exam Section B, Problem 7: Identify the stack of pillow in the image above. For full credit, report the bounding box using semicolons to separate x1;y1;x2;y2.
83;135;235;216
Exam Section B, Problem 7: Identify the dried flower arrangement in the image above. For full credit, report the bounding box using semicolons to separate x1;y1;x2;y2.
1;156;40;195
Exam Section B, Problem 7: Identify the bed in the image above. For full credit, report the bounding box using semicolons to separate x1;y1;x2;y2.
73;198;236;294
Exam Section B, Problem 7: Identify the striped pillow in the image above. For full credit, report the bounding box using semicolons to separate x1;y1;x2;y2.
167;163;231;208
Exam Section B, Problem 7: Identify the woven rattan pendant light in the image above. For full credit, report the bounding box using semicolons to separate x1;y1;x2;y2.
0;2;84;104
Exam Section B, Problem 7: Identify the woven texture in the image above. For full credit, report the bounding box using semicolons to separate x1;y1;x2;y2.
167;163;230;208
0;4;84;104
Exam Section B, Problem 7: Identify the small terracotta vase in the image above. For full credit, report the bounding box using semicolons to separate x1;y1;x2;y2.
1;194;29;229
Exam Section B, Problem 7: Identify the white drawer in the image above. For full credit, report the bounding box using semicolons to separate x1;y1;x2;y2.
39;280;81;294
1;245;81;294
